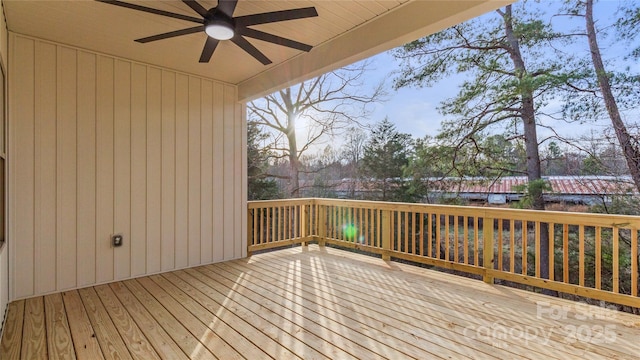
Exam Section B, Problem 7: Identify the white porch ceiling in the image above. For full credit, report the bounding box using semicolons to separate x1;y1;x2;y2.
4;0;512;101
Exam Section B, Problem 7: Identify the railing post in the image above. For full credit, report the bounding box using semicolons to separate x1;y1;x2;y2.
247;208;254;256
318;204;326;247
300;203;307;247
382;209;391;261
483;216;495;284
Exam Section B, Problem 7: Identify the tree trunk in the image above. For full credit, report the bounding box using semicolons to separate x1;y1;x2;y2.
287;125;301;198
586;0;640;193
502;6;551;283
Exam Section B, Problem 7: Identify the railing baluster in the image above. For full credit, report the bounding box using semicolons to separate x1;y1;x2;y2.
252;208;257;246
261;207;266;245
579;225;585;287
382;209;391;261
522;220;527;276
474;216;479;266
595;226;601;290
535;221;540;278
633;228;638;297
563;224;569;284
331;206;335;240
247;209;254;248
428;213;433;258
445;214;450;261
454;216;459;263
613;228;619;293
299;204;305;243
271;206;276;244
319;205;326;246
436;213;441;260
365;208;370;247
498;219;503;271
483;216;495;284
463;216;469;264
510;219;515;273
404;211;409;253
420;212;425;257
396;211;401;252
411;212;417;255
549;222;555;281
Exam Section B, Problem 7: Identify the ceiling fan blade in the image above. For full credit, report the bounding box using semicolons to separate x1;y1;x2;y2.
235;7;318;27
217;0;239;17
135;26;203;43
231;36;271;65
182;0;208;17
95;0;203;23
199;37;220;63
240;28;312;52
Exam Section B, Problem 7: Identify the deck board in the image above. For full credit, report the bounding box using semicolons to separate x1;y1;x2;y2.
0;300;25;359
91;285;160;360
43;293;76;360
62;290;105;360
22;297;48;359
2;245;639;359
107;282;188;360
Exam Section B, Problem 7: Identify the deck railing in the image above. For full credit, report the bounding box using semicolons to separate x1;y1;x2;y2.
248;198;640;308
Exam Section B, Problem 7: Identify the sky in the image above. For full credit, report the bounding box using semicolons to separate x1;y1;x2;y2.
331;0;640;149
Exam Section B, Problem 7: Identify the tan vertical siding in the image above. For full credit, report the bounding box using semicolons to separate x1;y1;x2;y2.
114;60;131;280
145;67;161;274
130;63;147;277
187;77;201;267
9;34;246;299
161;70;176;271
212;82;224;262
76;52;97;287
34;42;56;295
12;36;35;299
223;85;235;260
95;55;115;284
56;46;78;290
174;74;189;269
200;81;213;264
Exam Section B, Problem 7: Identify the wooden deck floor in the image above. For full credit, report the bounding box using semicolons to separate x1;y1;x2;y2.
1;245;639;360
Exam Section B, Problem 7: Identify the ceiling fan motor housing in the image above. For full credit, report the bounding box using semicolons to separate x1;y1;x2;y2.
205;8;236;40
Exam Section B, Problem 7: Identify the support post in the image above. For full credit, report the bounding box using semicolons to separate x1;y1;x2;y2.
483;217;495;284
247;208;254;257
382;210;391;261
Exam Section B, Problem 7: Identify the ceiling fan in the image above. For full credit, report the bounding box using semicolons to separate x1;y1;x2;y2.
96;0;318;65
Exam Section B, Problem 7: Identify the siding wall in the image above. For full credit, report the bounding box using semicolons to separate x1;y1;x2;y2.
8;34;247;300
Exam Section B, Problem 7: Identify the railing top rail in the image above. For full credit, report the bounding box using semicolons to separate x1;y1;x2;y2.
249;197;640;228
248;198;315;208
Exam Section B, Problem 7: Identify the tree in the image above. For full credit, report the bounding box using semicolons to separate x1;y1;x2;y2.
393;3;577;281
542;141;567;175
247;121;280;200
247;60;385;197
617;4;640;57
406;134;526;203
340;128;368;198
583;0;640;192
361;118;413;201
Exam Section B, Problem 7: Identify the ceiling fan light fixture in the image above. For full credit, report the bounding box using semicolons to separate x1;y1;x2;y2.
205;16;234;40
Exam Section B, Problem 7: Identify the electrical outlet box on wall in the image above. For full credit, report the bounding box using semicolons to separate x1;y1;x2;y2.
112;234;123;247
